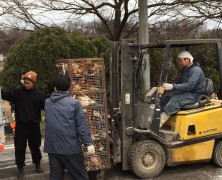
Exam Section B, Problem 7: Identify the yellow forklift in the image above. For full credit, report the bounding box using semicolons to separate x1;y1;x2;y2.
109;39;222;179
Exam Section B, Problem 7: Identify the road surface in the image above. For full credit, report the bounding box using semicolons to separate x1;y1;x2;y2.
1;143;222;180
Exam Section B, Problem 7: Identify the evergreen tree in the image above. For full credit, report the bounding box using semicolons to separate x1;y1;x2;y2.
0;27;97;95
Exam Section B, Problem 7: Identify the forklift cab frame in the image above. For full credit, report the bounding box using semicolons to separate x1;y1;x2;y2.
140;39;222;133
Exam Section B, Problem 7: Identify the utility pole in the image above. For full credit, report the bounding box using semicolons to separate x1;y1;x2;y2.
138;0;150;92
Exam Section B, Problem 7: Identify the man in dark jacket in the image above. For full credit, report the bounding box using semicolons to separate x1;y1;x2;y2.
44;74;95;180
2;71;46;179
159;51;206;128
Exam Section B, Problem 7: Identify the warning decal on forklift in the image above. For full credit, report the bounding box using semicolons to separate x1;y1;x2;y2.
125;93;130;104
203;128;217;134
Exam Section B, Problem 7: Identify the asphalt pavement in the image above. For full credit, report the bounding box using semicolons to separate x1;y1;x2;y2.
1;141;222;180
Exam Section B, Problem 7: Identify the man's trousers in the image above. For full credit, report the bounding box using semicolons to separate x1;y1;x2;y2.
14;123;42;167
160;91;197;114
48;153;89;180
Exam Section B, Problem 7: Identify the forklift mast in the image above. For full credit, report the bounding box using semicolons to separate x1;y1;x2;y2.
120;43;139;170
110;41;140;169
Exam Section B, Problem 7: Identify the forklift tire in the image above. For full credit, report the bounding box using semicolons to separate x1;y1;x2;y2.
130;140;166;179
128;141;146;166
212;140;222;167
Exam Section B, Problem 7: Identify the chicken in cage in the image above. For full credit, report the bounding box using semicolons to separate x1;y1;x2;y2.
56;58;110;171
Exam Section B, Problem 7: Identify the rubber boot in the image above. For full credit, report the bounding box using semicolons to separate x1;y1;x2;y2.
35;162;44;173
160;111;170;128
17;166;24;179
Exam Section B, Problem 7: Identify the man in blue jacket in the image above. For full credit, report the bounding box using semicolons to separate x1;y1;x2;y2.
44;74;95;180
159;51;206;128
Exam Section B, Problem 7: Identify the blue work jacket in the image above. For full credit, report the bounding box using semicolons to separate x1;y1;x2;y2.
173;64;206;95
44;91;93;154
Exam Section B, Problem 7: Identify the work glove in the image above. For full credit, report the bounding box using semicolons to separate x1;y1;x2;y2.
157;86;164;95
163;83;173;91
87;145;96;155
10;121;16;130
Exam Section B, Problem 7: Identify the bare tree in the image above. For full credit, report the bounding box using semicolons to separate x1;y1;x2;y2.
0;0;221;40
149;19;208;42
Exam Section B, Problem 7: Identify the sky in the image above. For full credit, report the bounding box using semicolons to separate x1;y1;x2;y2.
0;1;221;30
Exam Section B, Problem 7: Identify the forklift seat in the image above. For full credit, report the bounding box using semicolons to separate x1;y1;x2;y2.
181;78;213;110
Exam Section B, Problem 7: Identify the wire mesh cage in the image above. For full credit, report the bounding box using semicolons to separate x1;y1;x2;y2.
56;58;111;171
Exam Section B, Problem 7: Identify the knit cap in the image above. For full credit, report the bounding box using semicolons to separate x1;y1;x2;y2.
23;71;37;84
